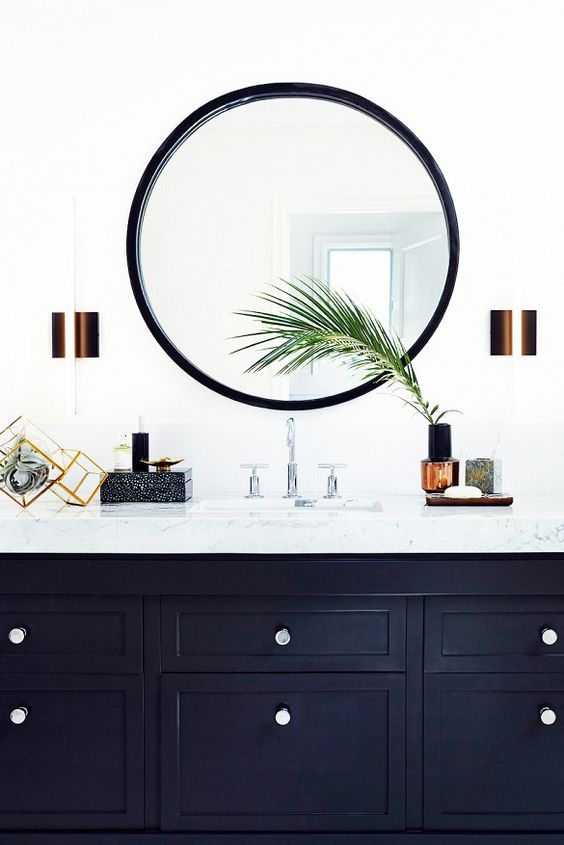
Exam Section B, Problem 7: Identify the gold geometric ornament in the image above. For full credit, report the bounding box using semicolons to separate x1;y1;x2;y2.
50;448;108;507
0;416;66;508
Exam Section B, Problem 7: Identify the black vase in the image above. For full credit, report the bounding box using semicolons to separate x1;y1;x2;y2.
421;423;459;493
427;423;453;460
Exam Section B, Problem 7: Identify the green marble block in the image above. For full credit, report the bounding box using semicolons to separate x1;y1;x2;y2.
465;458;502;495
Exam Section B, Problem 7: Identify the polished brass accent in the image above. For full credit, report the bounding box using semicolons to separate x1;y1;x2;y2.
490;310;513;355
141;456;184;472
0;417;106;509
75;312;99;358
51;312;66;358
50;312;100;358
521;309;537;356
421;459;460;493
0;417;66;509
51;449;108;507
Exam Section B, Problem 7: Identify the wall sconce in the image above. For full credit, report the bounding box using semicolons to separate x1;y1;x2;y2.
521;309;537;356
490;310;513;355
51;312;99;358
51;312;66;358
74;312;99;358
490;310;537;356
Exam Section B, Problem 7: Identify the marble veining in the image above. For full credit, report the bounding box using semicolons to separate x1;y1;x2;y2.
0;494;564;554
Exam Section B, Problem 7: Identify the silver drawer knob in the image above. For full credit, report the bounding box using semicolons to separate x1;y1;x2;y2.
540;706;557;725
10;707;28;725
541;627;558;646
275;706;291;726
274;627;291;647
8;627;27;645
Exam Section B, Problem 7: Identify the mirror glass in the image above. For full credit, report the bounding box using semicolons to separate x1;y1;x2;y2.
137;93;453;404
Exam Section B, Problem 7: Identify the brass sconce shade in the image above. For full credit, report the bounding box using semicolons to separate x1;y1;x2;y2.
521;309;537;356
75;312;99;358
490;310;513;355
51;312;66;358
490;309;537;356
51;312;99;358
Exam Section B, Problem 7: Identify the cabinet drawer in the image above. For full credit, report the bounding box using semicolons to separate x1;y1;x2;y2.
161;596;405;671
425;596;564;672
0;596;142;673
161;673;405;831
425;673;564;830
0;674;143;828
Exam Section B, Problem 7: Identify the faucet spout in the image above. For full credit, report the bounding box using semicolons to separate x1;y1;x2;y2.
285;417;299;497
286;417;296;463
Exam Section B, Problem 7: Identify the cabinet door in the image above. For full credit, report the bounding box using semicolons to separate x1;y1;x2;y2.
425;674;564;830
0;675;143;829
162;673;405;831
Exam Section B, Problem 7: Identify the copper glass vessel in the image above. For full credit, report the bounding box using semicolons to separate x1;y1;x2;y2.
421;423;459;493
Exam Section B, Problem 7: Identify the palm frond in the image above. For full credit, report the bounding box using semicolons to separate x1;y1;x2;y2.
231;277;458;425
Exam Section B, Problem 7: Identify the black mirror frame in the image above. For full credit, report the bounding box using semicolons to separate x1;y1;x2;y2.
127;82;459;411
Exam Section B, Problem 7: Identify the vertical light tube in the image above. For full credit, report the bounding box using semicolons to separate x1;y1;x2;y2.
490;310;513;355
51;312;66;358
74;312;100;358
521;310;537;356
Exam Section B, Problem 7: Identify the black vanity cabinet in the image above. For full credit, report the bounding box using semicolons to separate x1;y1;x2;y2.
2;553;564;845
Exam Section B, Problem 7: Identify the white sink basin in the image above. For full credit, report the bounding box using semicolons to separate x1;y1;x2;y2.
195;497;382;513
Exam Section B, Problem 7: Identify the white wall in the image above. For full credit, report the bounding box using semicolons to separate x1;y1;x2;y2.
1;0;564;496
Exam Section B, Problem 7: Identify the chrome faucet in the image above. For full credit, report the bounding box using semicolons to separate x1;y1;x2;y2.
285;417;299;497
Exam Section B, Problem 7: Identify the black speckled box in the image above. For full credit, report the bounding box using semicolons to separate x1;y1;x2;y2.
100;468;193;504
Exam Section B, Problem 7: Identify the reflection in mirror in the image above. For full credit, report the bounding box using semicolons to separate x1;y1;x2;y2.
139;96;450;403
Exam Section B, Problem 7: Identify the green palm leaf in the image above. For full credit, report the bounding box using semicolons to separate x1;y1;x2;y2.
231;277;458;425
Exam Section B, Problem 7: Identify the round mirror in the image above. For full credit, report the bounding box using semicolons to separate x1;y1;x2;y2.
127;83;459;410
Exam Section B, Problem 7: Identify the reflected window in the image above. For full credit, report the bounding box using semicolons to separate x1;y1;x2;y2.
326;247;392;328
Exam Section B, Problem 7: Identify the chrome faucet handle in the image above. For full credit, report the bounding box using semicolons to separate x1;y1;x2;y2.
240;463;269;498
318;463;348;499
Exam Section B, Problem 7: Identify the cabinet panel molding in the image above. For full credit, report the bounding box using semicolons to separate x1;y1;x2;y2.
161;672;405;832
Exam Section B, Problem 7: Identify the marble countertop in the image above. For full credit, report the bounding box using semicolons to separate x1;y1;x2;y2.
0;493;562;555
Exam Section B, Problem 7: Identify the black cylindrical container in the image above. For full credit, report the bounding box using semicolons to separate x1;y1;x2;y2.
427;423;453;460
132;432;150;472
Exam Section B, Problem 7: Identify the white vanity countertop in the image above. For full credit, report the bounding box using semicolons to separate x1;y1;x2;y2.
0;493;563;555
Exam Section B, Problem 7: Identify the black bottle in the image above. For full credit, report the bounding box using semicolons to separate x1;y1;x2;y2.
132;416;149;473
